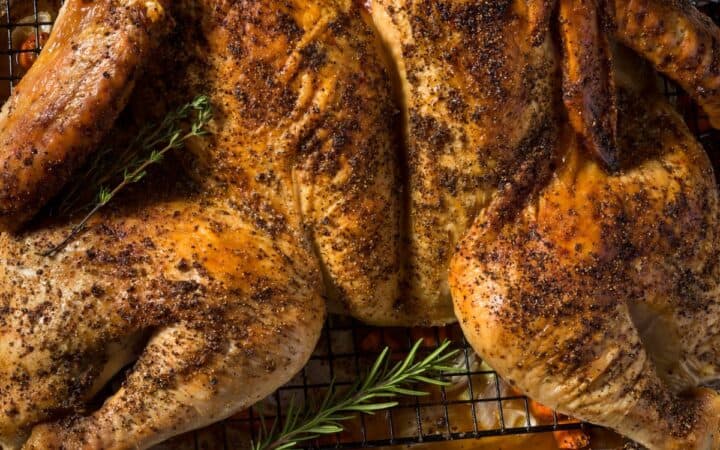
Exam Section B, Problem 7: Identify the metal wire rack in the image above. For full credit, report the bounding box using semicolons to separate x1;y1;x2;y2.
1;1;720;449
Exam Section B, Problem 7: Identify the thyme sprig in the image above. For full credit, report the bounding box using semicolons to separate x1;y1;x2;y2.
252;339;459;450
42;95;212;256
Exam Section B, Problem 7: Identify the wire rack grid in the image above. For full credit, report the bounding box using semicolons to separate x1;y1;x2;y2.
1;1;719;450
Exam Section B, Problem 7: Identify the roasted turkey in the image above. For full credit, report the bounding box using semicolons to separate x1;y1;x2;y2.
0;0;719;449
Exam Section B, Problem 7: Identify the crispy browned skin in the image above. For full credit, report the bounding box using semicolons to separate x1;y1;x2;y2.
0;0;398;447
612;0;720;128
369;0;559;325
559;0;618;169
0;0;170;231
6;1;720;448
452;50;720;450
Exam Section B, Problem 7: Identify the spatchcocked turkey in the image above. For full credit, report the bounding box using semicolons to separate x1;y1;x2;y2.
1;0;720;449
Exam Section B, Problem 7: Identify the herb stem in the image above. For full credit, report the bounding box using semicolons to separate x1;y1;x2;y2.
42;95;212;256
253;339;459;450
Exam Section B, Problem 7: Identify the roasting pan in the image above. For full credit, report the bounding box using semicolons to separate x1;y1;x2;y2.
2;1;720;449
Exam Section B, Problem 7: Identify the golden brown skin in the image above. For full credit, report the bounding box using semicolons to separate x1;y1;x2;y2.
5;0;720;448
452;50;720;450
0;0;398;447
559;0;618;169
366;0;720;326
0;0;170;231
612;0;720;128
369;0;559;324
7;190;325;450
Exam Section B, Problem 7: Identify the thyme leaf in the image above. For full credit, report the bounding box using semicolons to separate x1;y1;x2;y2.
41;95;212;256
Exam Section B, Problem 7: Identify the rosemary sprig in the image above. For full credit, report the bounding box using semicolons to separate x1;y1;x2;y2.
252;339;459;450
42;95;212;256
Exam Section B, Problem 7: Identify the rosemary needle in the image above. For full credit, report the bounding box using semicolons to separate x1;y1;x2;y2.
252;339;460;450
41;95;213;257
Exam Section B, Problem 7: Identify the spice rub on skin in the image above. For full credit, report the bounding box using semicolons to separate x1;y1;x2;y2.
369;0;560;325
0;0;171;231
5;0;720;448
370;0;720;446
451;53;720;450
611;0;720;128
0;0;398;447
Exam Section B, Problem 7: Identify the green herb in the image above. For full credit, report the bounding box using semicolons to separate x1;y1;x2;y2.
252;339;459;450
42;95;212;256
